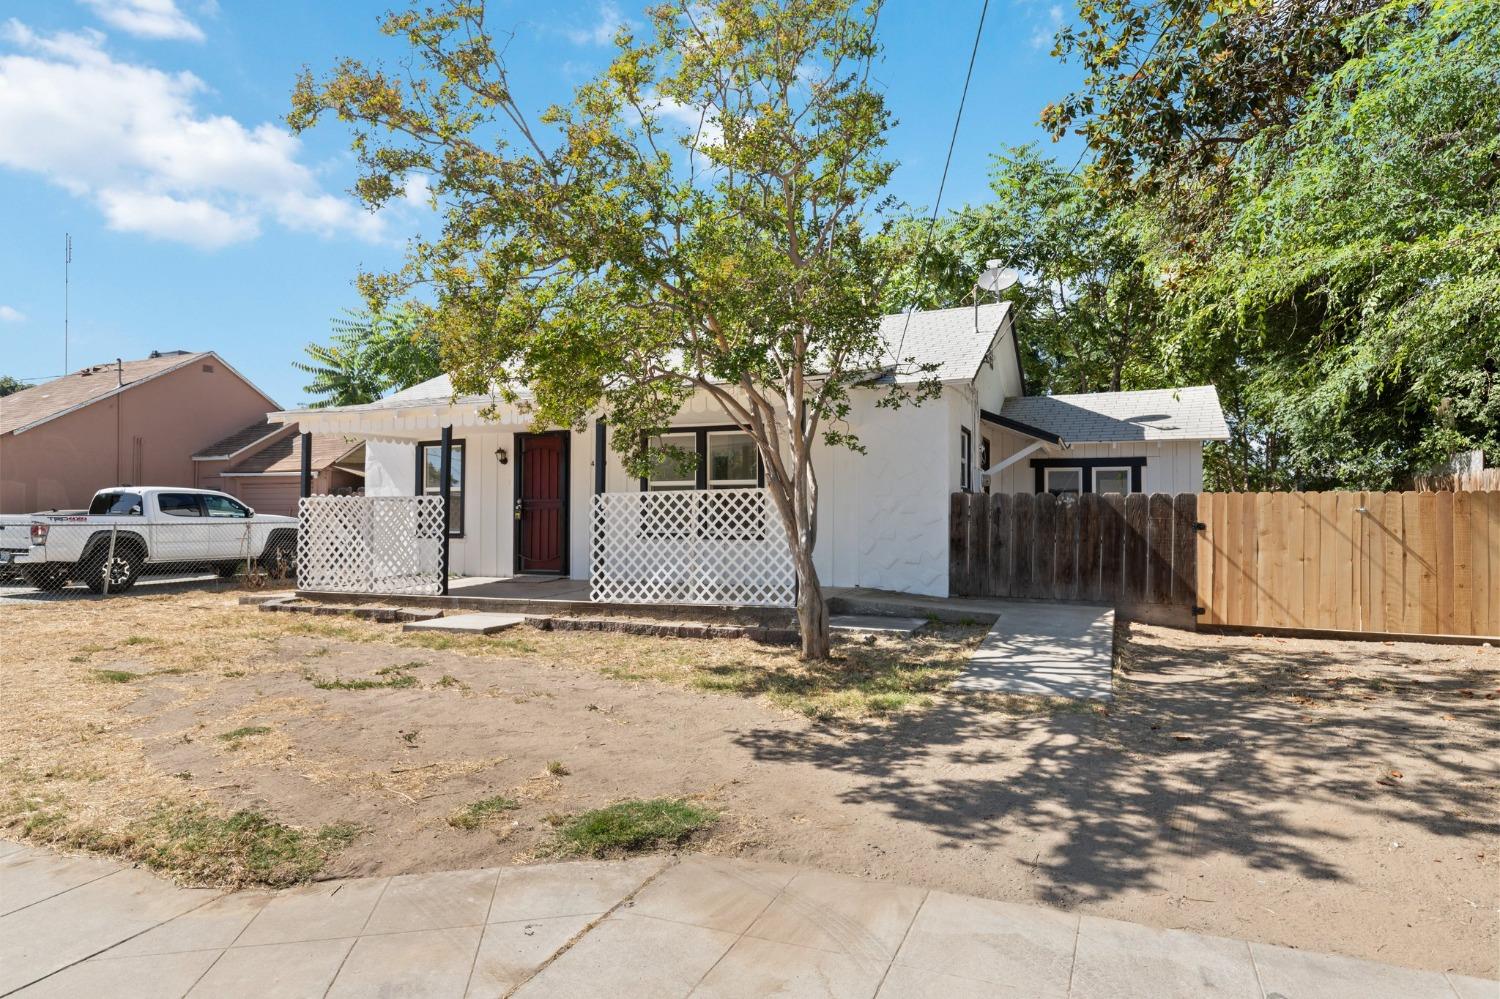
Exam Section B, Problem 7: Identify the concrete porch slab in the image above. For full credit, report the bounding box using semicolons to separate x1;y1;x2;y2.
950;601;1115;701
829;614;929;638
401;613;527;635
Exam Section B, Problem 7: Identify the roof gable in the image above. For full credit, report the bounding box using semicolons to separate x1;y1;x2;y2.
1;352;279;436
998;386;1230;443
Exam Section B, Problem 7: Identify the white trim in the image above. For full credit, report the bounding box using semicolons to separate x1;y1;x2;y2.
980;440;1046;479
10;351;281;437
1044;467;1083;494
1091;466;1133;494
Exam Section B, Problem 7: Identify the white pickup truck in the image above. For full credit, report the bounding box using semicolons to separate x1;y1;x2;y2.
5;487;298;593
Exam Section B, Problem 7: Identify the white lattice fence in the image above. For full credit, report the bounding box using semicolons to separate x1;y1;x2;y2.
591;488;795;607
297;496;446;595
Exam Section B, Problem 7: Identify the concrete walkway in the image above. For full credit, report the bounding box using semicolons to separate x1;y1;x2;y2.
3;841;1493;998
951;601;1116;701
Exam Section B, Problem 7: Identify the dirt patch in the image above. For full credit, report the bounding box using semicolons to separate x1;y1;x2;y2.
3;594;1496;976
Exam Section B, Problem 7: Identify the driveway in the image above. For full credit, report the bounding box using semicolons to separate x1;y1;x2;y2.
2;840;1492;998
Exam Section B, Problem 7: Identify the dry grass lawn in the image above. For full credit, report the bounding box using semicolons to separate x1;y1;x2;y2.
1;589;1496;977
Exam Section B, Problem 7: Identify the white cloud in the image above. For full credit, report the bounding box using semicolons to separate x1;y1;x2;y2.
651;96;723;149
1029;3;1065;50
565;2;627;46
0;305;25;322
0;21;382;249
79;0;204;42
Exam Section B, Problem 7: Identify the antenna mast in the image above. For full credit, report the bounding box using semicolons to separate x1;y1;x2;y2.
64;233;72;373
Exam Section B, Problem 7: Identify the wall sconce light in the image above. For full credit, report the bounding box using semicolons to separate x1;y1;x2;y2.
495;446;509;465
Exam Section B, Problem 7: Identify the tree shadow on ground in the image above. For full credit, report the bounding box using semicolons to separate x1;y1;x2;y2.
732;622;1500;907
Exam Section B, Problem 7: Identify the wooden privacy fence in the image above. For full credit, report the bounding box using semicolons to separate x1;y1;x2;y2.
949;492;1198;617
1197;491;1500;638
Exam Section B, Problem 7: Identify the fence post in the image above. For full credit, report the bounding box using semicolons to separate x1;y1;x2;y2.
102;525;117;596
439;425;452;596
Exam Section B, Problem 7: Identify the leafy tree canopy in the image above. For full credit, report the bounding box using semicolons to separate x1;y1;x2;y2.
0;375;25;398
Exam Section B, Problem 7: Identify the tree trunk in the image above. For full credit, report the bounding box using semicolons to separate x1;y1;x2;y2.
794;548;831;659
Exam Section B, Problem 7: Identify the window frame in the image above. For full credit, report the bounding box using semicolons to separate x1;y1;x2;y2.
1043;467;1083;496
706;430;760;490
1029;456;1147;494
157;493;205;517
645;432;699;491
638;426;765;492
960;427;973;492
89;491;143;516
1092;466;1133;495
203;494;252;519
415;439;467;538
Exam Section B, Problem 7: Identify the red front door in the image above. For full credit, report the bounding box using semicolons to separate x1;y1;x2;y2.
516;433;567;573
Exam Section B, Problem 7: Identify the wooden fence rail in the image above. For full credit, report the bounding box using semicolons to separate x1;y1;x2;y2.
1196;490;1499;637
951;489;1499;639
948;492;1197;618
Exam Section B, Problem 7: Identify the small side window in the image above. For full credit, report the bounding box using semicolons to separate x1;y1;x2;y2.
89;492;143;516
158;493;204;517
959;427;973;492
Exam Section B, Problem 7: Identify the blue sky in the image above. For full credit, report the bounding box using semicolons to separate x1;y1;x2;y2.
0;0;1084;407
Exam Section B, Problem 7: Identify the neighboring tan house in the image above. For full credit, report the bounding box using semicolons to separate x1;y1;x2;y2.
0;351;279;514
276;303;1231;598
193;420;364;517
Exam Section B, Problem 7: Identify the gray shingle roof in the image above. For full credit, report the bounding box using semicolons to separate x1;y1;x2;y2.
999;386;1230;443
879;302;1012;383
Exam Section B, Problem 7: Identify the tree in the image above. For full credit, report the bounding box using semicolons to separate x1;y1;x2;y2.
882;145;1168;395
1046;0;1499;487
290;0;930;658
295;304;442;408
1164;0;1500;488
0;375;24;397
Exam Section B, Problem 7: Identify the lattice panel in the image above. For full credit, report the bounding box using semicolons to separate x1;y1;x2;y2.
591;488;795;607
298;496;446;595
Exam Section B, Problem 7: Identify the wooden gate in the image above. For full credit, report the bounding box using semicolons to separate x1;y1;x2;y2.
1196;491;1499;638
949;492;1198;621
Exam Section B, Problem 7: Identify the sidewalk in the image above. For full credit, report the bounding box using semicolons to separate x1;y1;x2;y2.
1;839;1493;998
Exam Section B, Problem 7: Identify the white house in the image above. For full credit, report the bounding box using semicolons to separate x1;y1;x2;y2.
274;303;1228;599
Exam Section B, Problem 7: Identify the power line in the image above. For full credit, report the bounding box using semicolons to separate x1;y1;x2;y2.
893;0;990;367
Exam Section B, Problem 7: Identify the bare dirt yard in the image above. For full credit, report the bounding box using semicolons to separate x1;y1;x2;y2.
2;591;1496;977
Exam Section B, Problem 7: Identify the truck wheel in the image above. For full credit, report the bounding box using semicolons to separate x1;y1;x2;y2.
24;564;72;592
259;537;296;579
85;547;144;594
215;561;243;579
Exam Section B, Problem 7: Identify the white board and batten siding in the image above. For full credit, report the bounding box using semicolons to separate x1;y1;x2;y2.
982;426;1205;495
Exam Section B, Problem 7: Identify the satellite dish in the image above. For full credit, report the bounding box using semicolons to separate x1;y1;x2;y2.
977;260;1020;295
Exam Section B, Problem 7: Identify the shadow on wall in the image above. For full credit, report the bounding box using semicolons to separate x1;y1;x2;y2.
732;622;1499;908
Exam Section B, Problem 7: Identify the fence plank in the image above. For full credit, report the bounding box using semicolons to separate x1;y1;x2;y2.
1452;491;1474;634
1079;494;1102;602
987;493;1011;598
1381;492;1405;633
1284;494;1306;628
1259;493;1287;627
1033;493;1057;600
1124;494;1148;604
1101;494;1124;604
1173;493;1197;611
1012;494;1034;597
949;492;967;595
1196;494;1217;623
1478;491;1496;636
1055;497;1079;600
1404;492;1435;634
1146;494;1173;605
1434;490;1453;635
1237;493;1260;626
1312;492;1336;630
966;493;987;597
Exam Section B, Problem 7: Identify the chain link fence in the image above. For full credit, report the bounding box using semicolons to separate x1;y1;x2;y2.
0;517;297;602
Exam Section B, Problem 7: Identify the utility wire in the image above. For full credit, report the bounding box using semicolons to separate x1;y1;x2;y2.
892;0;990;368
